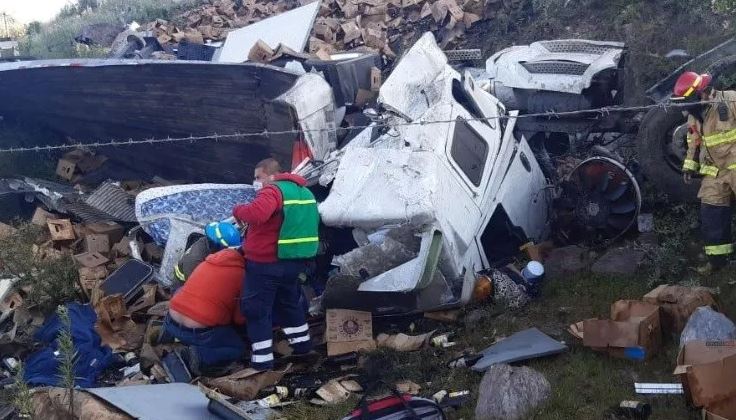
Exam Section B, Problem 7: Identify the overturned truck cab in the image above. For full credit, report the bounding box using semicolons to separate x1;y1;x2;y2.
315;34;551;314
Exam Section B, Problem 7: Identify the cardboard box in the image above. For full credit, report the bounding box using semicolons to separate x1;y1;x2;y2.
74;252;110;268
703;397;736;420
86;222;125;245
643;285;717;335
675;341;736;408
47;219;76;242
56;158;78;181
0;222;16;238
326;309;376;356
31;207;58;226
582;300;661;359
84;234;110;255
247;39;274;62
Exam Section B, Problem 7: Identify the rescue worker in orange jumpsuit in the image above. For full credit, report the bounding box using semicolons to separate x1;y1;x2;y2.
677;71;736;273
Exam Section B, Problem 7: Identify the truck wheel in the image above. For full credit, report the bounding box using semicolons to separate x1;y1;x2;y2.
636;106;700;202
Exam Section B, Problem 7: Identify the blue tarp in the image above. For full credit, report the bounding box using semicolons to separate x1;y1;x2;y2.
24;303;113;387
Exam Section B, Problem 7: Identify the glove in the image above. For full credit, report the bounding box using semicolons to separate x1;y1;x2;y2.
683;171;693;185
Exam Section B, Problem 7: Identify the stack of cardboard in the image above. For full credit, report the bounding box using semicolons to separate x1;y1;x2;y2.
143;0;498;58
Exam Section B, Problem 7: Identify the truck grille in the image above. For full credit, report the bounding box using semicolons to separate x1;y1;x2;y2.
521;61;589;75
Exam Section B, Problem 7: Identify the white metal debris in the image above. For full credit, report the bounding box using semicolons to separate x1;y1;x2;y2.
217;1;320;63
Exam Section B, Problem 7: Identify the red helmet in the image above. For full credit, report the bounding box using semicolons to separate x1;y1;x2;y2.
673;71;712;98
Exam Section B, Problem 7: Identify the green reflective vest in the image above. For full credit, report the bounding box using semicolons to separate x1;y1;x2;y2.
274;181;320;259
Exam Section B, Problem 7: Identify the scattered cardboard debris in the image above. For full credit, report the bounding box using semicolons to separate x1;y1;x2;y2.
48;219;76;242
675;341;736;409
85;233;111;255
643;285;717;335
376;330;435;352
75;251;110;268
316;379;351;404
31;207;58;226
201;366;289;401
395;380;421;395
577;300;662;359
94;294;145;351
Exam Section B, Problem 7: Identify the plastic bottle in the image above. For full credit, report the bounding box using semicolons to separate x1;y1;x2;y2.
521;261;545;296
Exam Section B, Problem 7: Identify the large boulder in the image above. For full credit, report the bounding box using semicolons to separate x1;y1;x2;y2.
475;364;551;420
680;306;736;348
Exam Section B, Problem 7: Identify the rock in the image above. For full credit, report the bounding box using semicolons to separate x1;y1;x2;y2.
591;247;646;275
680;306;736;348
475;364;551;420
545;245;590;275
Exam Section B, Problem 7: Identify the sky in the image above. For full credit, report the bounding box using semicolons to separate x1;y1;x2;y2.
0;0;69;24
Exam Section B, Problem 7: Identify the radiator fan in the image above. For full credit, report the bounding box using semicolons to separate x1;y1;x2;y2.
556;156;641;247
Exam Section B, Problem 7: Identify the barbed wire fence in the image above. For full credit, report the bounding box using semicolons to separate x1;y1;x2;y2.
0;99;712;154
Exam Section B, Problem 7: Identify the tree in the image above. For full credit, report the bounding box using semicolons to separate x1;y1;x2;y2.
26;21;42;36
0;12;25;39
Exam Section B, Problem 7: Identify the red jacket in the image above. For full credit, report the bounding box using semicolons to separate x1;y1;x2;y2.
170;249;246;327
233;173;308;263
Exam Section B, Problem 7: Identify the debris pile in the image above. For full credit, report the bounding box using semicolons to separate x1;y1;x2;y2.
142;0;491;59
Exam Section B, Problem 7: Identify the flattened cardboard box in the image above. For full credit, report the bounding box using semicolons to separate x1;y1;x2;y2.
703;397;736;420
643;284;717;335
582;300;661;359
326;309;376;356
675;341;736;408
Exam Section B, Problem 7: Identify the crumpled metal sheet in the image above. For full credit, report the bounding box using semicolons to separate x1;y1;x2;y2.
485;39;625;94
318;147;439;230
61;182;136;223
277;72;337;162
217;1;320;63
378;32;450;121
471;328;568;372
83;182;136;222
87;383;215;420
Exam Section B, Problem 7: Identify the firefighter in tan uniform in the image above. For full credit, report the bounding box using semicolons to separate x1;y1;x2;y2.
677;71;736;273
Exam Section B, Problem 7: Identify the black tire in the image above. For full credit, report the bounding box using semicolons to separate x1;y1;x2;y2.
636;106;700;202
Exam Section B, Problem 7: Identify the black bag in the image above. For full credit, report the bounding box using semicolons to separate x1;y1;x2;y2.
341;384;446;420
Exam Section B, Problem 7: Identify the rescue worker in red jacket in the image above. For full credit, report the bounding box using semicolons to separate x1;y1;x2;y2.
677;71;736;273
162;245;247;375
233;158;319;371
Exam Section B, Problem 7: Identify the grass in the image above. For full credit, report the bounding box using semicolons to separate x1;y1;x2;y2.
282;204;732;420
285;267;726;419
18;0;208;59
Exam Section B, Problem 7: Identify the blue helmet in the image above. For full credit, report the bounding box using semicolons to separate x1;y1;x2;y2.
205;222;242;248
